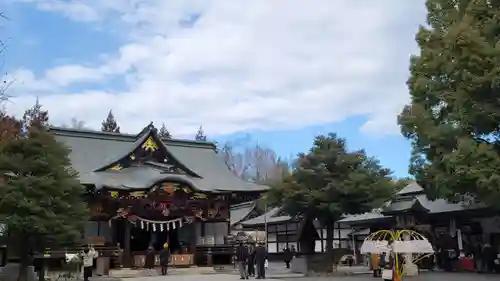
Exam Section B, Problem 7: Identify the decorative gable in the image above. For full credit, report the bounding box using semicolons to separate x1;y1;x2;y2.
96;125;198;177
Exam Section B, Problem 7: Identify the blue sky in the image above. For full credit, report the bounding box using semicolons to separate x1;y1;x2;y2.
3;0;428;178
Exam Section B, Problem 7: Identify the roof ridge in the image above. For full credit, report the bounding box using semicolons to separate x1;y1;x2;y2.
230;201;256;209
50;126;217;149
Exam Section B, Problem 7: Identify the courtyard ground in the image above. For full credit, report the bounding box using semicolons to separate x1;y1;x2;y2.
118;272;500;281
286;272;499;281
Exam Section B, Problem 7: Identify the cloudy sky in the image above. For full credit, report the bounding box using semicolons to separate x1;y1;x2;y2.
3;0;427;177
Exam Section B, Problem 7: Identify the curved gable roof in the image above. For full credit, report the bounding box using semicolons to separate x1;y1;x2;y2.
49;124;269;193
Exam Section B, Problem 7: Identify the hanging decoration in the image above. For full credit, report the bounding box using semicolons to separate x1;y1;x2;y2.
132;216;191;232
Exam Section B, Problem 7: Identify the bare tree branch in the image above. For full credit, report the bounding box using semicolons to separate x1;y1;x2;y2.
219;136;292;184
0;12;11;107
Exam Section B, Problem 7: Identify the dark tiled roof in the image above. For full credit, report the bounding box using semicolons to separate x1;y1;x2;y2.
386;183;480;214
230;201;256;226
396;182;424;196
50;125;269;192
383;197;430;214
240;207;292;226
337;212;390;224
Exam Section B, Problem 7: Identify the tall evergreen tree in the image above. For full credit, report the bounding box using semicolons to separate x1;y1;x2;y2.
158;123;172;139
0;127;89;281
22;97;49;129
267;133;396;270
194;125;207;141
101;110;120;133
398;0;500;207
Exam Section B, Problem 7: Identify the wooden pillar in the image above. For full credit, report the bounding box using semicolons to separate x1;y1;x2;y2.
190;223;197;254
207;247;213;266
124;221;132;268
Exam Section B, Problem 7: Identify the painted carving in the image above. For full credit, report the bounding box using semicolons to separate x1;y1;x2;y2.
104;182;229;221
109;163;123;171
162;183;175;197
141;136;159;152
89;203;106;217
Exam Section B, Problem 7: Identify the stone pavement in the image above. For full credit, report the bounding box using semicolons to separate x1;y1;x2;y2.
109;274;282;281
281;272;500;281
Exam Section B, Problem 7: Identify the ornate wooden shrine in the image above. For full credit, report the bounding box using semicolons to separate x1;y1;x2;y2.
50;123;268;267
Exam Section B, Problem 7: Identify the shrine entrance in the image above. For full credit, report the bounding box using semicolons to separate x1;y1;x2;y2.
116;219;181;253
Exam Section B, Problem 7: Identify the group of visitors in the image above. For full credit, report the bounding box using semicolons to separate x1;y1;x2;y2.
235;241;268;279
463;243;500;273
144;243;171;276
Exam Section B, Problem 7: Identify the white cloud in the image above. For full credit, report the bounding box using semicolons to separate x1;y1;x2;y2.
6;0;426;137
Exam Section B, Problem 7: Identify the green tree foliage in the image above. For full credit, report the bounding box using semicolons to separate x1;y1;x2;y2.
267;133;395;261
158;123;172;139
22;97;49;129
101;110;120;133
0;128;89;281
398;0;500;207
194;125;207;141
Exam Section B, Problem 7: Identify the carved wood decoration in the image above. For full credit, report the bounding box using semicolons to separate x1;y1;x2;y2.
97;182;229;222
89;202;108;218
104;134;188;175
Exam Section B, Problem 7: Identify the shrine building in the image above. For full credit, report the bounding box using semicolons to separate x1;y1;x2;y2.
50;123;268;267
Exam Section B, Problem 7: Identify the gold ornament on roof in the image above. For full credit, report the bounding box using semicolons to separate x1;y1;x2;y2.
141;136;158;151
109;164;123;171
130;153;135;160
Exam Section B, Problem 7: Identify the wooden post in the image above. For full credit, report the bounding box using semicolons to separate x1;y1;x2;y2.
207;247;213;266
124;221;132;268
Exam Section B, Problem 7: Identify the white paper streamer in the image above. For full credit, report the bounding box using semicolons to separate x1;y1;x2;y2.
134;217;187;232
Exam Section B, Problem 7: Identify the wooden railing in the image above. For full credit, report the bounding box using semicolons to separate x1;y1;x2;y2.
33;245;120;259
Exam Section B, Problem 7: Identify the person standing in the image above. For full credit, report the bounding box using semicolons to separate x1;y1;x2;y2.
236;241;249;279
290;245;296;258
80;245;98;281
255;241;268;279
114;243;124;269
247;242;256;277
144;246;156;276
159;243;170;275
482;243;495;273
283;247;292;269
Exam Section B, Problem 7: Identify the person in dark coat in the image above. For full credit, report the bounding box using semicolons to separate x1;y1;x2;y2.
482;244;495;273
235;241;249;279
255;242;268;279
247;243;256;277
283;247;292;268
144;246;156;276
159;243;171;275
